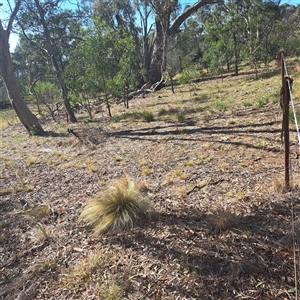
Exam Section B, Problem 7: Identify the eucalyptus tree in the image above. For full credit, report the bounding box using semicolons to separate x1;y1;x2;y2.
275;4;300;56
112;31;140;108
175;17;204;68
64;35;93;118
145;0;222;88
0;0;44;134
66;24;124;118
17;0;84;122
93;0;144;84
257;1;280;65
93;0;221;89
32;81;62;121
12;35;51;113
133;0;155;82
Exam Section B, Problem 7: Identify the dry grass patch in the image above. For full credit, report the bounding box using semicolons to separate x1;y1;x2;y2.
61;249;129;298
0;109;19;129
164;175;174;185
184;159;194;167
173;168;187;180
86;162;98;174
141;167;151;176
209;210;242;233
273;176;285;194
141;110;155;122
25;156;39;167
220;162;228;170
80;177;152;235
176;185;186;198
175;109;186;122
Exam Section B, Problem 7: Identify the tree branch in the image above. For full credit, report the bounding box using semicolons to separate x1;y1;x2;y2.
169;0;222;36
7;0;22;35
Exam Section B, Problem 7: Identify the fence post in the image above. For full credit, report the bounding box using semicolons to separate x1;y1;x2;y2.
283;77;290;191
280;52;290;191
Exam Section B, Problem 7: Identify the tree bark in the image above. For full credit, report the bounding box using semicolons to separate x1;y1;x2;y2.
148;18;165;86
34;0;77;122
0;3;45;135
148;0;222;88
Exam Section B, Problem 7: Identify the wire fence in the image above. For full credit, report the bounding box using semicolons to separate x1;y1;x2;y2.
282;53;300;145
280;51;299;300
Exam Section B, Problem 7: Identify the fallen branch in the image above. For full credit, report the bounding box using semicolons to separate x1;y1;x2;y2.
186;178;224;195
186;184;206;195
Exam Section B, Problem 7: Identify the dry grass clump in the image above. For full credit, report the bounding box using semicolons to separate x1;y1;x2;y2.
209;210;241;233
0;109;19;129
272;177;285;194
61;249;129;298
80;177;152;235
141;110;155;122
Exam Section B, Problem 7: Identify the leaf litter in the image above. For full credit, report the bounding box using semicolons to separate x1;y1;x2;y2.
0;72;300;299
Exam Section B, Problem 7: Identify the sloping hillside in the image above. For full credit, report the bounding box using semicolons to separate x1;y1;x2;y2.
1;60;300;299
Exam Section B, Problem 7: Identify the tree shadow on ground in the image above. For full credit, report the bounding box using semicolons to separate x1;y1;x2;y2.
107;194;300;299
111;121;283;152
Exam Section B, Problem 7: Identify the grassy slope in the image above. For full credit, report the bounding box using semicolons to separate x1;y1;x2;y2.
0;59;300;299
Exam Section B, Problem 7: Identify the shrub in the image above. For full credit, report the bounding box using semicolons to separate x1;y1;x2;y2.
80;177;151;235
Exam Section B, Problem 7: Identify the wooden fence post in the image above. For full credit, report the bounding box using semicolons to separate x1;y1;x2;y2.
279;52;290;191
283;77;290;191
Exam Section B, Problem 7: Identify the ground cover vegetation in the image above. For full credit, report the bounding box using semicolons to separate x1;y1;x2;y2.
1;56;300;299
1;0;300;131
1;0;300;299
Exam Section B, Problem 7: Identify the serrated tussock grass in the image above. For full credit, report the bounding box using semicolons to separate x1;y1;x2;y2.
80;177;152;235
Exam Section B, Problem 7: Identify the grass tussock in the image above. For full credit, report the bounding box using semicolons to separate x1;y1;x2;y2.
61;249;129;298
273;177;285;194
141;110;155;122
80;177;152;235
0;109;19;129
209;210;241;233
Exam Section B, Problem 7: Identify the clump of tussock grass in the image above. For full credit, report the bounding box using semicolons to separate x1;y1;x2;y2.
209;210;241;233
175;110;186;122
272;177;285;194
141;110;155;122
80;177;152;235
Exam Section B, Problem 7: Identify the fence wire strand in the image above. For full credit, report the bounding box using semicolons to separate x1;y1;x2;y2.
282;54;300;146
282;54;299;300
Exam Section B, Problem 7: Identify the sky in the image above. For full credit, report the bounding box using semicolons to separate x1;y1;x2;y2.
2;0;300;52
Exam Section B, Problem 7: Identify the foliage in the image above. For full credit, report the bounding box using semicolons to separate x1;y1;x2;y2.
32;81;61;119
80;177;152;235
178;65;198;85
5;0;300;120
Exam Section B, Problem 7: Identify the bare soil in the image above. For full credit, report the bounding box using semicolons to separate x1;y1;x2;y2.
1;72;300;299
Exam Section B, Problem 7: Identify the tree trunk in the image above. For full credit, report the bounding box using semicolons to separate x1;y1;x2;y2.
148;18;164;86
233;33;239;75
147;0;221;88
34;0;77;122
0;22;44;135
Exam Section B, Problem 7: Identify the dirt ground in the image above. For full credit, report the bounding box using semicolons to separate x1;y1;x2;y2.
1;73;300;299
